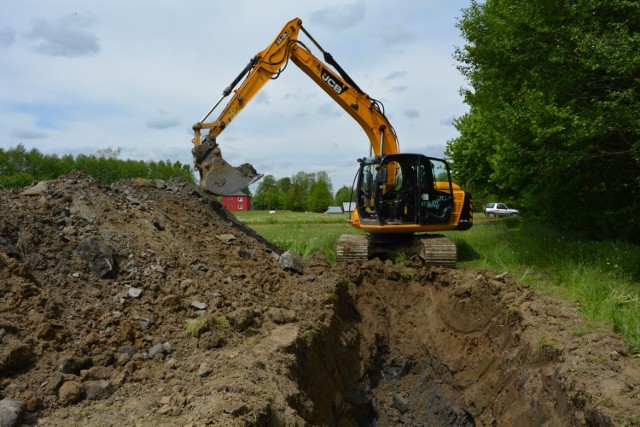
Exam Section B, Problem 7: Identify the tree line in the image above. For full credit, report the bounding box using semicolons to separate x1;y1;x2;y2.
447;0;639;242
0;145;353;213
0;145;194;188
252;171;353;212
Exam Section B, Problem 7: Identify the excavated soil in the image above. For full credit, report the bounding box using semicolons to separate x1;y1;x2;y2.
1;172;639;426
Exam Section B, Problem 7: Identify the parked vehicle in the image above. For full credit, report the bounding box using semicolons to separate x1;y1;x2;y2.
483;203;519;217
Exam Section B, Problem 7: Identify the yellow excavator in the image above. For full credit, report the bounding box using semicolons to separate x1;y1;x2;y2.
192;18;472;265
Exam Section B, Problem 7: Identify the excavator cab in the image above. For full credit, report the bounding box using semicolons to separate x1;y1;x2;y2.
355;154;455;227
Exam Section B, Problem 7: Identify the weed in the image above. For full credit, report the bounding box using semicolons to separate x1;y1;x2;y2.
587;352;607;365
568;361;586;374
400;267;416;281
534;331;564;359
505;303;520;317
394;251;411;264
502;216;521;229
324;293;339;305
185;314;229;338
593;395;612;407
571;321;610;337
300;327;318;344
622;415;640;427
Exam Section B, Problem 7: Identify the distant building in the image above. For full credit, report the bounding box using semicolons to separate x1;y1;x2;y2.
221;193;251;212
325;206;343;214
342;202;356;213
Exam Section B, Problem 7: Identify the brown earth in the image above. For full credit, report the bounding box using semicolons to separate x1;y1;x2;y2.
0;172;639;426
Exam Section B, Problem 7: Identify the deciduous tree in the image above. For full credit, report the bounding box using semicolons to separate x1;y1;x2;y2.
448;0;640;240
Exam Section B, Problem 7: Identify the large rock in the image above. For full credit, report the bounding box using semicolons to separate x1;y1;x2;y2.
58;381;82;406
83;380;115;401
0;342;33;376
76;236;116;278
279;250;303;274
0;399;25;427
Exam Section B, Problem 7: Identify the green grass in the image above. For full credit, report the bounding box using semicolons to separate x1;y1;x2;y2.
446;220;640;353
235;210;640;353
235;211;360;263
185;314;230;338
235;210;351;225
252;223;361;263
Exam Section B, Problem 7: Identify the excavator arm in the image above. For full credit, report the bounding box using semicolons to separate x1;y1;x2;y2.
192;17;399;195
192;17;474;264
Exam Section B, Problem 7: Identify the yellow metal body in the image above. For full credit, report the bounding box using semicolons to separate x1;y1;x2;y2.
192;17;470;235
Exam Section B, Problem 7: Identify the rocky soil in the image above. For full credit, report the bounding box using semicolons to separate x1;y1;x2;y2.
0;172;639;426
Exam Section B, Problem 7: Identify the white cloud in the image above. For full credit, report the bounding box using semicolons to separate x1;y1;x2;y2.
383;71;407;82
373;26;417;46
310;1;367;29
10;129;48;140
404;109;420;119
0;27;16;48
147;110;181;130
318;102;341;118
440;116;456;126
390;86;408;94
26;14;99;57
0;0;472;189
254;92;270;105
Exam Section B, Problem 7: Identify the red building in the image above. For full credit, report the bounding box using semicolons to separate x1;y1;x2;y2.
221;192;251;212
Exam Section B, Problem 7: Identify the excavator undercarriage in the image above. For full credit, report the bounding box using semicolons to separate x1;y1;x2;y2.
337;234;457;266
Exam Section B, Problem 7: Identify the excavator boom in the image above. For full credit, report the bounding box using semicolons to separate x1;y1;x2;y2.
192;18;398;195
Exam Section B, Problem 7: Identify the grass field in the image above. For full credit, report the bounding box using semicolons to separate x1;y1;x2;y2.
236;211;360;262
234;210;640;353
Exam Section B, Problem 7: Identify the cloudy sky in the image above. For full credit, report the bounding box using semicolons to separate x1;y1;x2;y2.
1;0;472;190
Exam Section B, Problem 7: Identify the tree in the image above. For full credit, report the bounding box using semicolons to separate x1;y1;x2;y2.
0;146;195;188
308;171;334;212
448;0;640;241
95;146;121;159
309;177;334;212
275;177;292;210
287;172;313;211
335;185;354;206
247;171;335;211
253;175;277;210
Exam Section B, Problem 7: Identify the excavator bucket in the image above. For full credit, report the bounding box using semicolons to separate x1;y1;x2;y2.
192;136;263;195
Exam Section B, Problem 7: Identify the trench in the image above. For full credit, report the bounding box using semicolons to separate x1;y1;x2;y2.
286;263;586;427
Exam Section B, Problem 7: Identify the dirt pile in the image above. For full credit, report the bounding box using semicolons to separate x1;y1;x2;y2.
0;172;638;426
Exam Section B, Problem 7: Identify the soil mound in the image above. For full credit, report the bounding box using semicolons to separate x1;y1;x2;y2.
0;172;638;426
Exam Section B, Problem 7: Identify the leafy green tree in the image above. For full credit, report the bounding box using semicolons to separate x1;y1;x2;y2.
335;185;354;206
244;171;335;211
95;146;121;159
253;175;277;210
287;172;313;211
308;171;334;212
309;176;334;212
0;145;195;188
448;0;640;241
275;177;292;210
